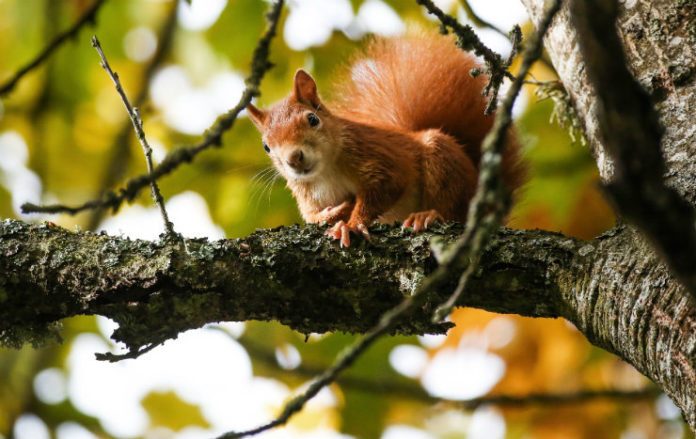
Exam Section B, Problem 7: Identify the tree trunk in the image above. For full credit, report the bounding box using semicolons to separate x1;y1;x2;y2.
522;0;696;200
521;0;696;428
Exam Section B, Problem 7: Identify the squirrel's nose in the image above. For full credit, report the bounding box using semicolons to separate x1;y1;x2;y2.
287;150;304;170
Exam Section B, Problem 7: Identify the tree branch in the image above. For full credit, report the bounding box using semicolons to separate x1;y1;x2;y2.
1;219;693;427
20;0;284;217
0;219;573;349
90;36;176;236
0;0;108;97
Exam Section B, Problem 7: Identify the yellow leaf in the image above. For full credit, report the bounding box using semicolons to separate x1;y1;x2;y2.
140;390;209;432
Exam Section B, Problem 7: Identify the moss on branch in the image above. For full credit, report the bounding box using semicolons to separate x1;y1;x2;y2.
0;219;572;355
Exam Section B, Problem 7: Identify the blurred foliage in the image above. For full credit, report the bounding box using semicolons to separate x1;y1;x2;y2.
0;0;691;438
141;391;209;432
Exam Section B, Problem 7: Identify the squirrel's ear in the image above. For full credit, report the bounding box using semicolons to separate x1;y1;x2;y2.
293;69;321;109
246;103;266;129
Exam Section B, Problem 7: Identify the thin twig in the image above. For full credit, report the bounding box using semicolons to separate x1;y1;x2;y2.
234;331;661;408
95;341;161;362
21;0;285;217
215;297;419;439
434;0;563;320
86;0;179;231
91;36;175;236
458;0;556;72
235;335;433;402
416;0;516;114
456;388;661;409
214;3;562;438
459;0;508;38
0;0;108;97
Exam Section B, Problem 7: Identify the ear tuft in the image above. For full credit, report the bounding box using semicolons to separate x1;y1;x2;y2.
246;103;266;129
293;69;321;109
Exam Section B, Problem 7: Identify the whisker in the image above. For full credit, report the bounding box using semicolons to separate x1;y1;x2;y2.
249;168;277;213
267;173;280;204
260;169;279;204
249;166;276;186
251;168;280;217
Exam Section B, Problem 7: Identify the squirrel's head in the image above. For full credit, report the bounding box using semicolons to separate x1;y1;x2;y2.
246;69;341;184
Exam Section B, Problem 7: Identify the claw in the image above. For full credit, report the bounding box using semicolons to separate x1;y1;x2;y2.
402;217;414;230
340;223;351;248
326;220;369;248
402;210;444;233
356;223;371;240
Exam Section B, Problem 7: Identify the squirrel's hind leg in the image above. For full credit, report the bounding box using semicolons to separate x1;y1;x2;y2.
414;129;478;222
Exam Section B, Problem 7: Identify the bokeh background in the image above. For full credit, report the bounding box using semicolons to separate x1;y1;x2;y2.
0;0;691;438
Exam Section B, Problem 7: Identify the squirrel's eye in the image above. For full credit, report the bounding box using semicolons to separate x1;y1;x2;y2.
263;142;270;153
307;113;320;127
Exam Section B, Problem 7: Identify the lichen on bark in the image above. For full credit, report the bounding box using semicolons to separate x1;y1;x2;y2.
0;219;569;351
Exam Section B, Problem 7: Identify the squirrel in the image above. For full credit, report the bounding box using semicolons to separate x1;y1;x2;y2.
246;31;525;247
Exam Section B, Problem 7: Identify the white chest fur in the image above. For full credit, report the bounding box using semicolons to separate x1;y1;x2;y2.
309;171;357;207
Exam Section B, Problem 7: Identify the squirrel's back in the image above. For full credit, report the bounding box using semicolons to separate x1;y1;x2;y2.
334;31;524;190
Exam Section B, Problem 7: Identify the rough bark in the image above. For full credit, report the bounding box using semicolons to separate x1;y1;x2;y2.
522;0;696;201
521;0;696;428
0;221;564;347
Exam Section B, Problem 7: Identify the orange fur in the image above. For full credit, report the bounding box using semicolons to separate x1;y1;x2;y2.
246;31;525;246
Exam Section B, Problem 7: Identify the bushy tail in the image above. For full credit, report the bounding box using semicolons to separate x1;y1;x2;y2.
334;30;525;190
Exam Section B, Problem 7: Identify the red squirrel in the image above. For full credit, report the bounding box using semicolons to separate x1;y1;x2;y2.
246;31;524;247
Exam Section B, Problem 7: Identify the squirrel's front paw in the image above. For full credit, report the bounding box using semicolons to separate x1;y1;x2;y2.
326;220;370;248
318;201;353;224
402;209;444;233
